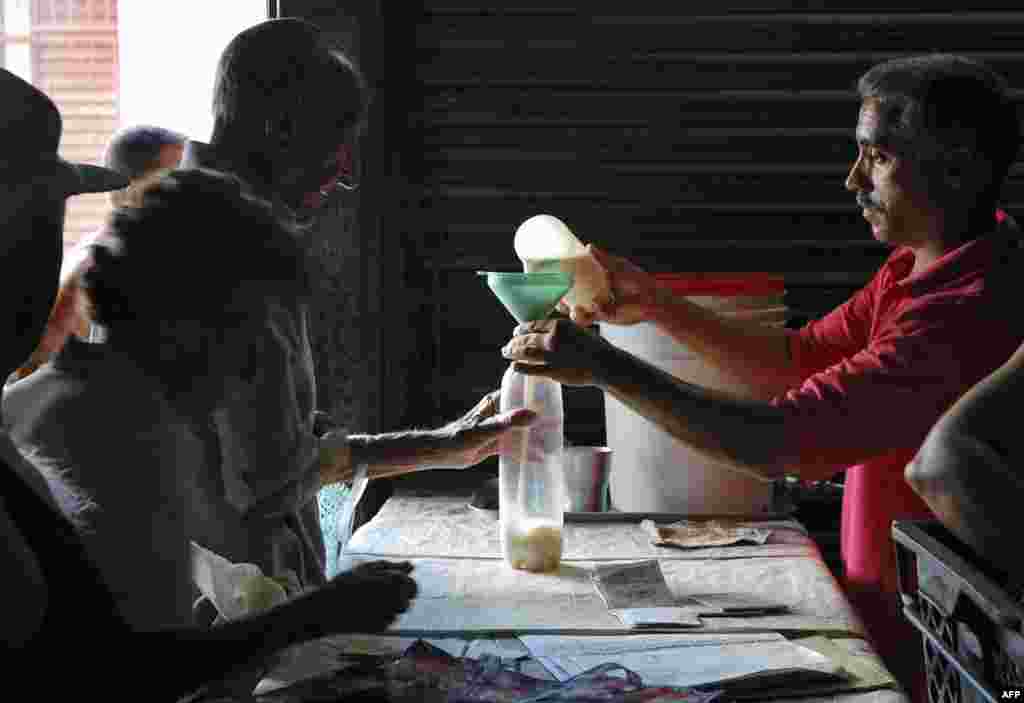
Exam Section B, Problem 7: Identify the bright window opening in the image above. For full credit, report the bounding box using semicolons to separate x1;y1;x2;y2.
0;0;265;256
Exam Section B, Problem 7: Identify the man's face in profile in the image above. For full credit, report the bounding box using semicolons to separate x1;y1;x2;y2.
273;121;361;220
846;98;940;248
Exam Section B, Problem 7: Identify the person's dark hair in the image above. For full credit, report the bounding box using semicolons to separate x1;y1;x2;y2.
103;125;186;180
857;54;1021;209
82;168;313;403
211;18;368;143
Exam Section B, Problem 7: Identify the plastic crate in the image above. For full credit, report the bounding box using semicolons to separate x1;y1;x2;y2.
893;521;1024;703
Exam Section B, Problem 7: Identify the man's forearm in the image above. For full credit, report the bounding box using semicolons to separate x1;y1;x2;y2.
318;429;448;487
648;292;802;398
349;430;450;478
594;344;789;482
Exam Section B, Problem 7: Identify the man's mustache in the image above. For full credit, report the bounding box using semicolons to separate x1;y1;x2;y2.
856;192;883;210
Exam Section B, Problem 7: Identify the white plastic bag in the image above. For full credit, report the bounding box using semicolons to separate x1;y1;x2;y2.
190;541;290;622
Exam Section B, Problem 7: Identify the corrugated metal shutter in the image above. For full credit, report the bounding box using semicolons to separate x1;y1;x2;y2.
403;3;1024;439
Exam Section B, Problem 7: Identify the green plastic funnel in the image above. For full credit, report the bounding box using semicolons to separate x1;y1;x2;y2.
479;271;573;323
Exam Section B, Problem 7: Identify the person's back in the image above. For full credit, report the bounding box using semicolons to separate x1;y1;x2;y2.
907;302;1024;589
5;169;314;629
6;340;209;628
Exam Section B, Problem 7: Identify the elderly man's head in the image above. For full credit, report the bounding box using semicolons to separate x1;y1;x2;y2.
846;54;1020;247
0;70;126;379
211;18;367;214
103;125;186;208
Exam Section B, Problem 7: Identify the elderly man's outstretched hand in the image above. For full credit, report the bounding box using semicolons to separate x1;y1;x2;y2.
502;318;612;387
434;390;538;469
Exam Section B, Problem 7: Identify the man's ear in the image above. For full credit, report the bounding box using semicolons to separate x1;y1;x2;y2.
943;148;971;191
944;147;990;193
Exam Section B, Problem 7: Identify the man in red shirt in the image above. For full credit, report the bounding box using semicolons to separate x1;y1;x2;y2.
502;54;1023;700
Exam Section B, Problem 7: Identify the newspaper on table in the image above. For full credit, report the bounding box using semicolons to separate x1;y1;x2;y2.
517;632;852;692
591;560;704;628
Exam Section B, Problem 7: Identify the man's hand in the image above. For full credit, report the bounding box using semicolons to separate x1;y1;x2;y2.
502;318;613;387
319;560;417;633
342;395;536;478
434;390;537;469
560;245;662;327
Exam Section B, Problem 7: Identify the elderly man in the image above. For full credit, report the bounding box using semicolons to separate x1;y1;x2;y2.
503;54;1024;699
0;68;421;701
8;17;533;607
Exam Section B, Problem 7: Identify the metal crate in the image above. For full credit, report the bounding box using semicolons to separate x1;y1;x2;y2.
893;521;1024;703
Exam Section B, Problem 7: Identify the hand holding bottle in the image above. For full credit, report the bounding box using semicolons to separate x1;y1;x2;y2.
502;317;615;388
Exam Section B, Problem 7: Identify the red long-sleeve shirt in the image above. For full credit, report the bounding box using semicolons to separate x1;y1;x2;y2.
774;226;1024;594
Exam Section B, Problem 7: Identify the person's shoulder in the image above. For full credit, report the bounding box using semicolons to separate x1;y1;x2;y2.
4;361;84;439
5;344;170;440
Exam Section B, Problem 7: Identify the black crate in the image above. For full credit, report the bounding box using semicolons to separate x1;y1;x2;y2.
893;521;1024;703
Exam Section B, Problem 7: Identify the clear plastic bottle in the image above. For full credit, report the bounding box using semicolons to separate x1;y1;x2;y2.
499;364;565;572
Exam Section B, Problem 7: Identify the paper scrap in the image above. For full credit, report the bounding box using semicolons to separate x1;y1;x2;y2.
591;560;705;629
591;560;699;609
642;519;772;549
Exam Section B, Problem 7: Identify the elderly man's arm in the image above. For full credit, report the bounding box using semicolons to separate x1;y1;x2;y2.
905;341;1024;572
317;392;536;486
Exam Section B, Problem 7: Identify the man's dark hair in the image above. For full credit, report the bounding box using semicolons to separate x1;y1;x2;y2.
211;18;368;143
83;168;313;401
103;125;186;180
857;54;1021;208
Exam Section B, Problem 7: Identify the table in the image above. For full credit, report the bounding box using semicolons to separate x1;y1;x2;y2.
246;479;910;703
340;493;863;637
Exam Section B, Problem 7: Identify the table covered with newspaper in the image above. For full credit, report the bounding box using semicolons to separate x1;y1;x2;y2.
208;480;909;703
